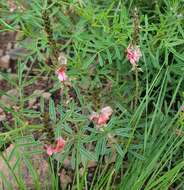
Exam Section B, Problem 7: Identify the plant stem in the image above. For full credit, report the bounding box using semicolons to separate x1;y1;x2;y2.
42;9;59;66
76;145;80;190
135;67;139;107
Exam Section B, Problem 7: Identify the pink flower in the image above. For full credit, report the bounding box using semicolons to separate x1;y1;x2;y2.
54;137;66;153
126;44;142;66
89;112;99;122
45;137;66;156
56;67;68;82
46;145;54;156
90;106;113;126
97;114;109;125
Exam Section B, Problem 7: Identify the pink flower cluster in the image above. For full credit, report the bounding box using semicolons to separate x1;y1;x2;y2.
90;106;113;126
56;67;68;82
126;44;142;66
45;137;66;156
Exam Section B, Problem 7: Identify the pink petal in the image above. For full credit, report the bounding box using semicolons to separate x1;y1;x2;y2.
100;106;113;118
89;112;99;122
45;137;66;156
56;67;68;82
58;72;67;82
53;137;66;153
46;145;54;156
97;114;109;125
126;44;142;65
90;106;113;125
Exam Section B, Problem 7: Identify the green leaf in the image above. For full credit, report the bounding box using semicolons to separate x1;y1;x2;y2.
71;148;76;170
40;96;45;114
114;45;121;60
114;144;125;158
106;49;112;64
98;53;104;67
169;48;184;61
83;54;96;69
49;98;56;122
79;146;97;161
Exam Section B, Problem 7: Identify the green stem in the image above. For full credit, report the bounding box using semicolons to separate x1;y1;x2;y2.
76;144;80;190
135;67;139;107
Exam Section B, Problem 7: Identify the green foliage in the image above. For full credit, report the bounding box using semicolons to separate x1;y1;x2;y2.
0;0;183;189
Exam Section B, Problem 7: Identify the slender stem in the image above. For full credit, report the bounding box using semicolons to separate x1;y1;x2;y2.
76;145;80;190
135;67;139;107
